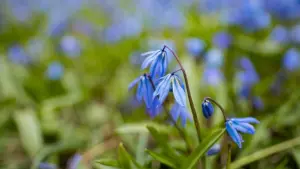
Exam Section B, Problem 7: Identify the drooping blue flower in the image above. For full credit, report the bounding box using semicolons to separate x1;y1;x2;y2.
141;47;168;78
153;73;186;107
170;103;192;127
185;38;205;57
128;74;154;109
226;117;259;148
269;25;289;44
282;48;300;71
206;144;221;156
202;100;214;119
60;35;81;58
46;61;64;80
252;96;264;110
213;32;232;49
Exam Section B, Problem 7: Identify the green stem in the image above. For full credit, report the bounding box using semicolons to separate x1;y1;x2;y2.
164;45;202;142
230;136;300;169
226;143;232;169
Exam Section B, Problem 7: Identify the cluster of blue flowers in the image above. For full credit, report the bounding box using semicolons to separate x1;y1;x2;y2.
129;46;191;126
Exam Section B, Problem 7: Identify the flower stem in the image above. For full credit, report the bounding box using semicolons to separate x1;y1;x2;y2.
204;97;227;122
147;74;192;153
226;143;232;169
164;45;202;142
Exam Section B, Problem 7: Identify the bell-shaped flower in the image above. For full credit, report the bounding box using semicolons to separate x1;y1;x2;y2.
141;47;168;78
170;103;192;127
153;73;187;107
128;74;154;109
225;117;259;148
202;100;214;119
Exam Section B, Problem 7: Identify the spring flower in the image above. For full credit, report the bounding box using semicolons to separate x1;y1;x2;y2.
8;44;31;65
185;38;205;57
205;48;224;68
46;61;64;80
60;35;81;58
269;25;289;44
128;74;154;109
252;96;264;110
282;48;300;71
202;67;224;86
225;117;259;148
206;144;221;156
39;162;56;169
202;100;214;119
67;153;82;169
141;47;168;78
170;103;192;127
213;32;232;49
153;73;186;107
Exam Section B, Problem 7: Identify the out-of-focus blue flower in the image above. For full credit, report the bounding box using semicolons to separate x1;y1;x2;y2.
67;153;82;169
269;25;289;44
290;25;300;44
170;103;192;127
202;67;224;86
237;57;259;86
226;117;259;148
141;47;168;78
206;144;221;156
264;0;300;20
252;96;264;110
153;73;186;107
205;48;224;68
239;85;251;99
26;38;44;57
128;74;154;109
202;100;214;119
60;35;81;58
8;44;31;65
46;61;64;80
7;0;32;22
185;38;205;57
282;48;300;71
39;162;56;169
213;32;232;49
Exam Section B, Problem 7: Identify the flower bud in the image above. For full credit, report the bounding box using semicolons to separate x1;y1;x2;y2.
202;100;214;119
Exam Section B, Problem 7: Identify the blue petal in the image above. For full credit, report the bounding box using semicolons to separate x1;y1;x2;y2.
226;121;243;148
170;103;181;121
136;78;143;101
128;76;141;90
141;50;160;69
233;122;255;135
153;74;172;105
180;106;191;127
150;52;162;78
231;117;260;124
172;77;186;107
141;50;160;57
143;77;153;108
160;52;168;77
206;144;221;156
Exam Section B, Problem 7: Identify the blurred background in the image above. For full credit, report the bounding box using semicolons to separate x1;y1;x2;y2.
1;0;300;169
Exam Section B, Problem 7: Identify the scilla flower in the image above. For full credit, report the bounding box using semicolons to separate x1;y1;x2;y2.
206;144;221;156
153;72;186;107
141;47;168;78
202;100;214;119
170;103;192;127
226;117;259;148
128;74;154;109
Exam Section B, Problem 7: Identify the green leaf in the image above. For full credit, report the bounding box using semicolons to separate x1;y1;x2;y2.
96;159;119;167
180;128;226;169
14;109;43;158
118;143;143;169
230;136;300;169
145;149;177;168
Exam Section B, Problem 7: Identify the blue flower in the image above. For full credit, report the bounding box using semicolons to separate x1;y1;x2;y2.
60;35;81;58
185;38;205;57
46;61;64;80
213;32;232;49
252;96;264;110
282;48;300;71
8;44;31;65
202;100;214;119
141;47;168;78
128;74;154;109
170;103;192;127
226;117;259;148
153;73;186;107
39;162;56;169
206;144;221;156
205;48;224;68
269;25;289;44
67;153;82;169
202;67;224;86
